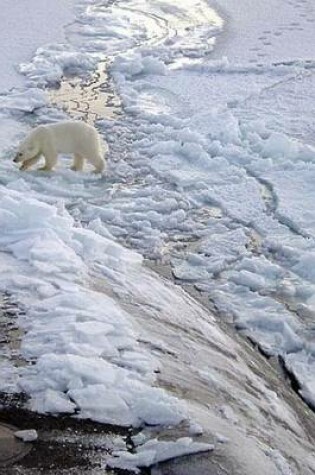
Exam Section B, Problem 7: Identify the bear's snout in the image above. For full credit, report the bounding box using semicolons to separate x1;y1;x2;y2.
13;153;23;163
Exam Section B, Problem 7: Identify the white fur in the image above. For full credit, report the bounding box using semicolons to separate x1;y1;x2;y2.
14;121;106;173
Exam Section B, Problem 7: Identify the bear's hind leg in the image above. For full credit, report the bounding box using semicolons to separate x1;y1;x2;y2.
71;153;84;172
38;152;58;172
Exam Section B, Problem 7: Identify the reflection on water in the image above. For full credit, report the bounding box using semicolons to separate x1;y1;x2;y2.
49;0;224;124
49;61;121;124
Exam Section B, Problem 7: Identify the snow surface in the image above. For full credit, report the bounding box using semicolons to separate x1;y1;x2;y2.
0;0;75;92
1;0;315;473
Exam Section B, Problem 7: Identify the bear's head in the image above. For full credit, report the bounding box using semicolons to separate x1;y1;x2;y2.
14;137;40;163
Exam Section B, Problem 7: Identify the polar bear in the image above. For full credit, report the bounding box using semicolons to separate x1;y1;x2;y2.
14;121;106;173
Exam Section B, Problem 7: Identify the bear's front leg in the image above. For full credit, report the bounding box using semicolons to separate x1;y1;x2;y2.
20;154;41;171
38;152;58;171
71;153;84;171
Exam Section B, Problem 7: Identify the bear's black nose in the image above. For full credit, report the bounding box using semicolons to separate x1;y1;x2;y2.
13;153;22;163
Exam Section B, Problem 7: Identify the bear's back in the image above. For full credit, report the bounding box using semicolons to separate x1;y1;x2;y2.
46;121;100;155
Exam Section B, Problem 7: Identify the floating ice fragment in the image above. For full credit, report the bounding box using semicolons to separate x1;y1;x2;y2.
14;430;38;442
108;437;214;470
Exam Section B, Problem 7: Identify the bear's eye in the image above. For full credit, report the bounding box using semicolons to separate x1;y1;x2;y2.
17;152;23;157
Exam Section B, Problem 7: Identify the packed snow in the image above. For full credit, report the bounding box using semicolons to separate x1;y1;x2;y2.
0;0;315;473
